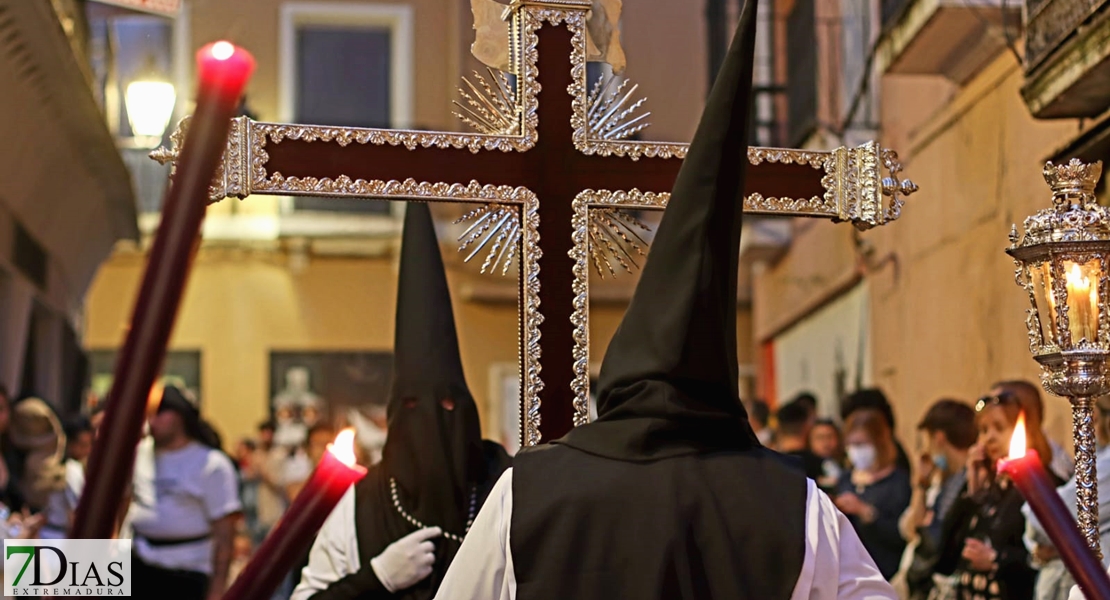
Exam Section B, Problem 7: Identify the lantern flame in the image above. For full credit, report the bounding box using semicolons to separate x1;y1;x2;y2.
1067;262;1092;291
1009;412;1027;460
211;41;235;61
1065;259;1092;295
328;428;358;467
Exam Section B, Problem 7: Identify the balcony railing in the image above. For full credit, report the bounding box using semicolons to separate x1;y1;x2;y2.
786;0;818;146
1022;0;1110;117
1025;0;1108;72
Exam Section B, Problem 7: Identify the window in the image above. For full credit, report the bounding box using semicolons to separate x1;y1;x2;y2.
295;26;391;128
786;0;818;146
280;3;414;217
293;25;391;214
108;16;175;139
838;0;876;138
88;12;179;214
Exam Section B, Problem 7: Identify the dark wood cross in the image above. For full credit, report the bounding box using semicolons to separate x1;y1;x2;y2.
155;0;916;445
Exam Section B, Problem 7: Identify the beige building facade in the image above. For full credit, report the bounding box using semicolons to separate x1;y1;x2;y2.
84;0;724;446
758;0;1110;449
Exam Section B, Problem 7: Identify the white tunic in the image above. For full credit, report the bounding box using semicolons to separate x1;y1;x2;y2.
431;468;897;600
291;487;362;600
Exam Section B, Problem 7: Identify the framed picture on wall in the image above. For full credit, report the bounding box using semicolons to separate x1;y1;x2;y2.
268;351;393;448
87;349;202;409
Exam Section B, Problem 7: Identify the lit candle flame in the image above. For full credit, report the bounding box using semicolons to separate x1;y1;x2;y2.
211;41;235;61
1009;412;1027;460
1064;262;1098;343
1067;262;1091;290
146;381;165;415
327;428;358;467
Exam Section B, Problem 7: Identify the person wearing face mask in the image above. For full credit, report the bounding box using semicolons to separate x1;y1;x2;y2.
835;408;912;580
895;399;976;599
1031;396;1110;600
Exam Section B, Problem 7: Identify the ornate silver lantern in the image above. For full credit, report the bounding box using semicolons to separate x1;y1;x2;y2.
1008;159;1110;557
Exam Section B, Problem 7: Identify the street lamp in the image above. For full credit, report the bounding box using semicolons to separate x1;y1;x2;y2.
124;67;176;148
1008;158;1110;558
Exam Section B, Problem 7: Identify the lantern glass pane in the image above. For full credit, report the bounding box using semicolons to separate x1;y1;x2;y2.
1063;258;1102;345
1031;262;1059;346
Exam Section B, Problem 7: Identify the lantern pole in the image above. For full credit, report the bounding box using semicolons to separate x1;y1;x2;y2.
1074;396;1101;553
1008;159;1110;559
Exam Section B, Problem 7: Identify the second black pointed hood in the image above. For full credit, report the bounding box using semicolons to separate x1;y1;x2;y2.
381;202;485;537
556;0;760;461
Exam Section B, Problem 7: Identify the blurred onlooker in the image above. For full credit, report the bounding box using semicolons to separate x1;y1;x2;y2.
9;397;67;513
809;418;845;493
747;399;773;446
897;399;976;599
229;532;253;584
235;438;260;540
992;380;1073;483
935;392;1037;600
835;408;912;580
842;388;912;472
775;400;823;481
278;424;335;600
129;386;241;600
0;386;22;512
89;403;106;437
789;391;819;431
1025;396;1110;600
253;421;287;546
284;424;335;500
65;415;94;465
41;415;94;539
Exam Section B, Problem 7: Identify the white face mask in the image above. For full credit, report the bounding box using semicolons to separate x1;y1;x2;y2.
847;444;877;471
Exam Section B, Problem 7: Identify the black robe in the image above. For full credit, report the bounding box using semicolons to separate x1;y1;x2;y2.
511;444;807;600
307;199;512;599
506;1;810;596
309;441;510;600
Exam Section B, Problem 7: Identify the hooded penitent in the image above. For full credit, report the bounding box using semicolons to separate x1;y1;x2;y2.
556;0;760;462
316;202;509;600
509;4;808;598
381;201;490;540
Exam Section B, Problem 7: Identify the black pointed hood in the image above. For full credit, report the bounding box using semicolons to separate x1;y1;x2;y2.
557;0;760;461
388;202;473;407
381;202;484;537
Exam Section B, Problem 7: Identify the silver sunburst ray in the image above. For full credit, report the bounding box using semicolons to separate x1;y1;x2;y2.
588;207;652;277
454;69;656;276
453;68;519;135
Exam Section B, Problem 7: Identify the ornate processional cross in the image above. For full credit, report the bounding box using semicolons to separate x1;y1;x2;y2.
154;0;918;445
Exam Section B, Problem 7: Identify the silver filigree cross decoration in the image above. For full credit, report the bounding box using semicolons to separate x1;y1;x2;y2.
454;71;655;277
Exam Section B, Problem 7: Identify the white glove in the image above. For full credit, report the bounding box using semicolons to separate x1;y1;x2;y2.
370;527;441;592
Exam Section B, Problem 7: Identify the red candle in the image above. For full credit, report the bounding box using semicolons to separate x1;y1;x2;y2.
999;414;1110;600
223;429;368;600
70;41;254;541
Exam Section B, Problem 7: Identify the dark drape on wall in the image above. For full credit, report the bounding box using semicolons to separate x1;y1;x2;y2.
59;324;88;417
